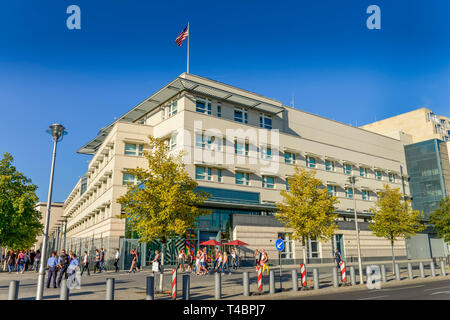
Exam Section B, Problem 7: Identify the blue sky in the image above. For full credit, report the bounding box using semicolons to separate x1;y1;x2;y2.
0;0;449;202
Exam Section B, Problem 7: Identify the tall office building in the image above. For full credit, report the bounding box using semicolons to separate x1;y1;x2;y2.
60;73;411;265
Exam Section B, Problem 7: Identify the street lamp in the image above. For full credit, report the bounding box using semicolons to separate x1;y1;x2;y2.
348;174;364;285
36;124;67;300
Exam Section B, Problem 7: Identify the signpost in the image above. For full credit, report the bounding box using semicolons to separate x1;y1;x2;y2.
275;238;285;291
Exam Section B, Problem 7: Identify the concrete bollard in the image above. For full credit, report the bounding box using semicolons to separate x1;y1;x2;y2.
313;268;319;290
431;262;436;277
8;280;19;300
291;269;298;291
269;270;275;294
440;260;447;277
332;267;339;287
419;262;425;278
146;276;155;300
407;263;413;280
243;272;249;296
381;265;387;283
215;272;221;299
350;266;356;286
60;279;69;300
182;274;190;300
106;278;115;300
395;264;401;281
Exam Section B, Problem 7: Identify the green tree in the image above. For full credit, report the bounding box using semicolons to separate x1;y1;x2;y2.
428;197;450;242
276;165;339;263
369;184;425;271
0;152;43;250
117;136;210;265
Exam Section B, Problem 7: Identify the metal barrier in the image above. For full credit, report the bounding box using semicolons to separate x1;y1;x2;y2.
182;274;190;300
313;268;319;290
350;266;356;286
381;265;387;283
146;276;154;300
8;280;19;300
215;272;221;299
419;262;425;278
332;267;339;287
106;278;115;300
291;269;298;291
407;263;413;280
395;264;401;281
269;270;275;294
60;279;69;300
243;272;249;296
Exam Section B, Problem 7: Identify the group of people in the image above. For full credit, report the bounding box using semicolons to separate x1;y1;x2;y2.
1;249;41;274
166;247;240;276
254;249;270;274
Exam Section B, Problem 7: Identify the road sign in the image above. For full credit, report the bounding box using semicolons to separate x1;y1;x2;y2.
275;238;285;251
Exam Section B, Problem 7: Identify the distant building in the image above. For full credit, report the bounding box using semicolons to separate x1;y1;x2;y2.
361;107;450;143
34;202;65;251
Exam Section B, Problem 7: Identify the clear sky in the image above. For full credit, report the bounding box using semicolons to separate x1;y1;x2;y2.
0;0;449;202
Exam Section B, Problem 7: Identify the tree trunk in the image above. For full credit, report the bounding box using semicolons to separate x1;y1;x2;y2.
391;240;396;275
159;239;166;293
302;238;307;265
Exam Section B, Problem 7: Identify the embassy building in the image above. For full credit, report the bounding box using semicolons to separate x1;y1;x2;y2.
60;73;412;267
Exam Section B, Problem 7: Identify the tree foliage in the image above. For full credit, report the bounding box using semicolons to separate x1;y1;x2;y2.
428;197;450;242
117;136;211;244
369;184;425;244
276;166;339;245
0;152;43;249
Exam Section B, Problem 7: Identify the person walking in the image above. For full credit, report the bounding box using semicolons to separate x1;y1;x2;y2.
93;249;101;273
334;249;342;269
260;249;269;274
7;250;15;274
16;250;25;274
150;250;161;273
34;250;41;272
81;251;90;276
67;252;81;289
114;248;120;272
213;247;219;270
128;249;139;273
46;251;58;289
177;249;185;272
99;248;107;272
254;249;261;272
30;250;35;271
216;252;223;273
221;251;232;275
57;249;69;287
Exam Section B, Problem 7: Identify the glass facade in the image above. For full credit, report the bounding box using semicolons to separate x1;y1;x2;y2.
405;139;447;220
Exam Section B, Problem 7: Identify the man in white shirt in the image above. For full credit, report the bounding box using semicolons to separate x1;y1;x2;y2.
80;251;90;276
114;248;120;272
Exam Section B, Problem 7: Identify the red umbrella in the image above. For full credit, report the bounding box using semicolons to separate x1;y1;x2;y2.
199;239;221;246
225;240;248;246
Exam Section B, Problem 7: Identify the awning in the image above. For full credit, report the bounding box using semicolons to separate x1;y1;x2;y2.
78;74;285;155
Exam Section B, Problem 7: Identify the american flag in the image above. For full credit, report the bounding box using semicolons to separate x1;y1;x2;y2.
175;24;189;47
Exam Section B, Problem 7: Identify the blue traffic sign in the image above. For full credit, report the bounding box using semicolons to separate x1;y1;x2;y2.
275;238;285;251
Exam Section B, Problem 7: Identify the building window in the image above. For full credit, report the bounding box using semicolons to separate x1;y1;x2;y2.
306;156;316;168
343;164;352;175
124;143;143;156
122;173;137;185
259;114;272;129
362;190;369;200
168;134;177;150
388;173;395;182
262;176;275;189
168;100;177;117
360;167;367;177
217;104;222;118
325;160;335;171
195;166;212;181
376;170;382;180
195;133;206;149
234;107;248;124
235;172;249;185
218;169;223;183
345;187;353;199
307;238;320;258
196;97;212;115
285;152;296;164
260;146;273;160
235;140;249;156
327;185;337;197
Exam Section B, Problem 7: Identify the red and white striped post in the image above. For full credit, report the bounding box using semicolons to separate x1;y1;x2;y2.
257;266;262;291
300;264;307;288
172;268;177;299
339;261;347;283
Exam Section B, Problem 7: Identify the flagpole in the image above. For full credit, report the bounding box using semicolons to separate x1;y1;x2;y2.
187;22;190;74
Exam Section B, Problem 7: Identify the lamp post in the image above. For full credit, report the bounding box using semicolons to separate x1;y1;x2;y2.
36;124;67;300
348;174;364;284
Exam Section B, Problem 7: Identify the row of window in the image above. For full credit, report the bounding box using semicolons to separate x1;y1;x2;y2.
195;97;273;129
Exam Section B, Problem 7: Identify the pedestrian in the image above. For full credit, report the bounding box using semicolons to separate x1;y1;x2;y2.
67;252;81;289
30;250;36;271
260;249;269;274
99;248;107;272
46;251;58;289
254;249;260;272
93;249;101;273
7;250;15;273
24;251;30;271
334;249;342;269
81;251;90;276
128;249;139;273
150;250;161;273
57;249;69;287
187;251;194;272
34;250;41;272
221;251;232;275
216;252;223;273
177;249;185;272
114;248;120;272
213;247;219;269
16;250;25;274
231;249;238;270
